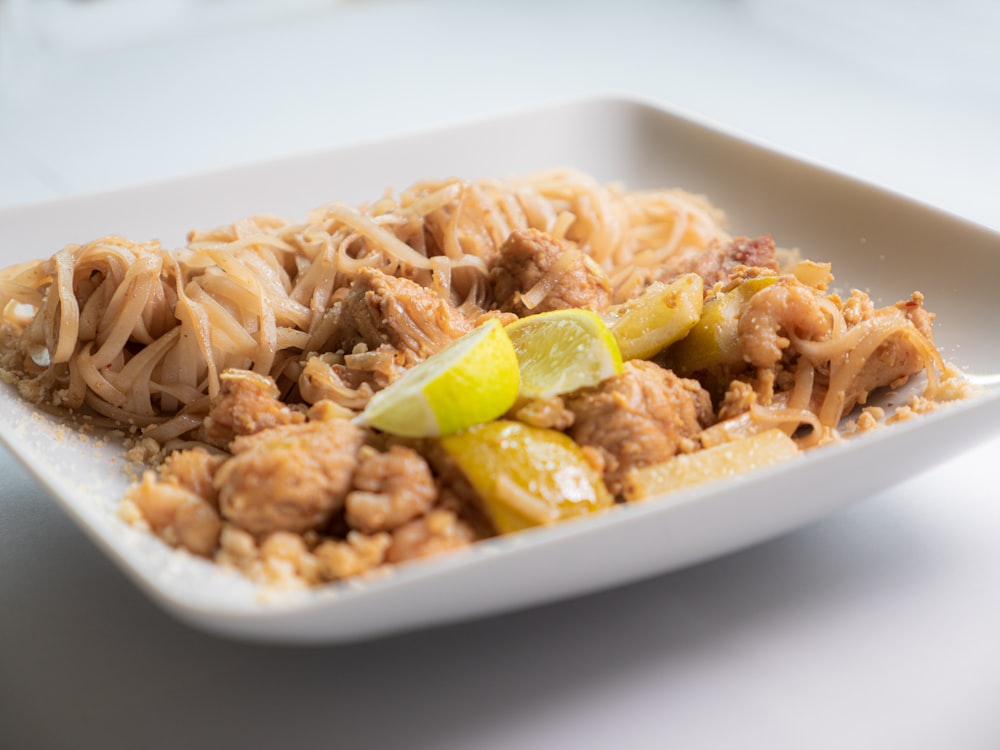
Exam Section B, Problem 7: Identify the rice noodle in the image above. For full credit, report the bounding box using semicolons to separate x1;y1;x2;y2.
0;170;729;429
789;308;944;426
0;168;956;447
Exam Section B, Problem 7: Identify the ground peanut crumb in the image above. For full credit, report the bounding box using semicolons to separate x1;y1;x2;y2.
124;437;162;464
887;405;920;424
851;406;886;433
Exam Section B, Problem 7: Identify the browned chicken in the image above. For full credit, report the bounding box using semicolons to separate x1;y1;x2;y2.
160;447;225;507
841;292;936;414
565;360;713;495
127;474;222;557
385;509;478;565
327;268;472;364
203;369;305;444
489;228;612;315
650;235;780;290
214;419;363;535
345;445;439;533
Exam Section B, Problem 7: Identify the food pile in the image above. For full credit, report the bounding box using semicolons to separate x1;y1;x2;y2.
0;172;969;588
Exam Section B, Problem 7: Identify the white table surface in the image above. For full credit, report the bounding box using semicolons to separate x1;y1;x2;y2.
1;1;999;748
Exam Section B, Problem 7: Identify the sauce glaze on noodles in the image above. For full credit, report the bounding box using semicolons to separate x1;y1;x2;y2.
0;169;729;439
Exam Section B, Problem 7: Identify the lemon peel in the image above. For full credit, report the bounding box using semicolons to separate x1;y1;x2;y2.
356;319;520;437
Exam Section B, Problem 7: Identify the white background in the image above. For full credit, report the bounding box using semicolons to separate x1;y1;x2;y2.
1;1;999;748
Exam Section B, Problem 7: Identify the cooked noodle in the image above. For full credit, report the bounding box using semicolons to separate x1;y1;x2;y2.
1;167;974;588
0;169;729;435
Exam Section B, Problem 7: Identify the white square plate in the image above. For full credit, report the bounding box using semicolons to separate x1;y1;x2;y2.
2;96;998;643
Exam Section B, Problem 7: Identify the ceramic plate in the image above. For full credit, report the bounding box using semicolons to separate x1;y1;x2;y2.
2;96;998;643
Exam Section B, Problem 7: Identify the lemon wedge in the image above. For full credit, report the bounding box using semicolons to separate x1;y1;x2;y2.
604;273;704;360
504;309;623;400
440;420;613;534
356;319;520;438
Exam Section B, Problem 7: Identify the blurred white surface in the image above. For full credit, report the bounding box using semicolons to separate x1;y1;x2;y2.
1;1;999;748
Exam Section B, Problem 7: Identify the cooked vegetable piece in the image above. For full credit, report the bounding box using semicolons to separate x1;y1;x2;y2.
665;276;778;373
604;273;704;360
439;420;613;534
622;428;799;501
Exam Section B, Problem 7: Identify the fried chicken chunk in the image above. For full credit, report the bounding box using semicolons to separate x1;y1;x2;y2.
840;291;936;415
127;472;222;557
214;419;363;535
565;360;713;495
160;447;225;508
345;445;439;533
328;268;472;365
203;369;305;444
641;235;780;293
385;509;478;564
489;228;612;315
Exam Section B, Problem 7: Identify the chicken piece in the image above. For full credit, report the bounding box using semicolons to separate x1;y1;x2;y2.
314;531;392;581
214;419;363;535
651;235;780;290
839;292;935;413
695;235;779;286
511;395;576;430
385;509;477;564
327;268;472;365
258;531;321;587
159;447;225;508
565;360;713;495
127;472;222;557
489;228;612;315
203;369;305;444
345;445;438;533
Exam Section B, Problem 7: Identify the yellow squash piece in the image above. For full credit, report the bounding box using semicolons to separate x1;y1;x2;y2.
604;273;704;360
665;275;778;374
439;420;613;534
622;428;799;501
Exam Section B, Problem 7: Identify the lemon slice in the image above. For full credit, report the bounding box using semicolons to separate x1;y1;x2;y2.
356;319;520;438
603;273;704;360
440;420;613;534
504;309;623;400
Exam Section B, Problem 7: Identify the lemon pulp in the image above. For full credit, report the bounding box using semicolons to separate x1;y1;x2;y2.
505;309;623;400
